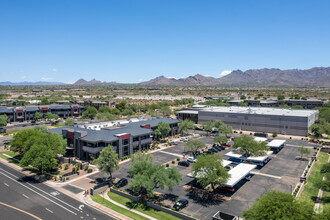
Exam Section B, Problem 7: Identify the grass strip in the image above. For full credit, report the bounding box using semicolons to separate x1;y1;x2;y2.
108;191;181;220
91;194;148;220
299;152;329;208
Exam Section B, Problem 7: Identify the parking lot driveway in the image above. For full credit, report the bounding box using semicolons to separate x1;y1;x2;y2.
260;146;314;178
286;139;320;148
151;151;178;164
219;175;293;217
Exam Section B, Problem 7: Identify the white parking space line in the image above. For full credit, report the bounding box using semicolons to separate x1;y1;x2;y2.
22;194;29;199
157;150;182;158
4;183;9;187
250;171;282;179
46;208;53;213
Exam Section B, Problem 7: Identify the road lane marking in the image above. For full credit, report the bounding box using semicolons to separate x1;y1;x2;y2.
0;201;42;220
22;194;29;199
46;208;53;213
0;171;77;215
0;167;80;212
4;183;9;187
79;204;85;210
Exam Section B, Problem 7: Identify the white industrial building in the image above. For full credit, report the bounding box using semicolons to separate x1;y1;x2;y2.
177;106;319;136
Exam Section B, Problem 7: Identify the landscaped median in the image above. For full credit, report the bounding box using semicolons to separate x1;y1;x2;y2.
108;191;181;220
299;152;329;208
91;194;149;220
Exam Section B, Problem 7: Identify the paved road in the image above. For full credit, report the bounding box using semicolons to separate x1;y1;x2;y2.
0;162;114;220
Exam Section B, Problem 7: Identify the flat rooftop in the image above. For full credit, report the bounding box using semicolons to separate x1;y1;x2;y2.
200;106;318;117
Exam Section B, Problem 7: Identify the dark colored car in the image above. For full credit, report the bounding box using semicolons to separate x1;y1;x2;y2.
206;149;214;154
114;178;128;188
4;141;10;145
219;145;226;150
173;199;189;211
178;161;190;167
211;147;219;152
219;186;235;192
214;146;222;151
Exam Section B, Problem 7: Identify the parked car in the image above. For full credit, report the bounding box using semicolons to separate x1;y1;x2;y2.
206;149;214;154
170;141;179;145
114;178;128;188
219;145;226;150
214;146;222;151
187;157;196;163
180;137;190;142
173;199;189;211
4;141;10;145
178;161;190;167
222;143;231;147
211;147;219;152
211;132;219;136
219;186;235;192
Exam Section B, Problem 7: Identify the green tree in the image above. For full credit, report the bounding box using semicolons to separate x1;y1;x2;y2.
178;119;195;135
201;121;214;135
45;112;58;120
82;106;98;119
34;112;43;121
310;124;322;138
131;151;154;164
154;122;170;140
160;106;172;116
20;144;58;173
191;154;230;193
233;135;270;156
10;129;43;154
184;139;205;155
65;118;74;126
242;191;313;220
277;94;285;100
40;97;49;105
34;126;47;133
93;146;119;180
297;146;310;159
19;132;66;173
316;163;330;192
214;120;232;137
214;136;228;145
0;115;9;127
240;95;246;100
129;160;181;196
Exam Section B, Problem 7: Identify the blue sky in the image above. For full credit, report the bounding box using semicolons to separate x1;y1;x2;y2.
0;0;329;83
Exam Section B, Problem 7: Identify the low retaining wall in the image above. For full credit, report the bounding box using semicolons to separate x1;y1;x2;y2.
91;185;109;196
110;188;196;220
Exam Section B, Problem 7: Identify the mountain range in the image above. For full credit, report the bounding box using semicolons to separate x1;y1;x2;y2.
139;67;330;87
1;67;329;87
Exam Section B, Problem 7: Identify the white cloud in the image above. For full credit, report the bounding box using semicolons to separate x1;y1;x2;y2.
138;79;143;82
20;76;26;80
219;70;232;77
52;68;57;72
41;77;54;81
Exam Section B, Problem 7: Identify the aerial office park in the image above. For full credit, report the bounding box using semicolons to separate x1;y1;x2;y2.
0;104;327;220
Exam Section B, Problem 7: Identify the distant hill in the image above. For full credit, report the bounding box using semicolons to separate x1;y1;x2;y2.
140;67;330;87
73;78;118;85
0;81;66;86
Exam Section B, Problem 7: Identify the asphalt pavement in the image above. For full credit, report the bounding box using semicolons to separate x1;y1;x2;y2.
0;162;114;220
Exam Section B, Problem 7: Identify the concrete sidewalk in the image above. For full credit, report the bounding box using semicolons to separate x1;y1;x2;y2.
104;189;157;220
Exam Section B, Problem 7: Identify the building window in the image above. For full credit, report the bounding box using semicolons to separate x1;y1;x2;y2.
123;145;129;156
133;145;139;153
122;139;129;145
133;137;139;142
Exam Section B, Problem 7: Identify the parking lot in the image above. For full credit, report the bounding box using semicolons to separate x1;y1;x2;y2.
88;135;318;219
